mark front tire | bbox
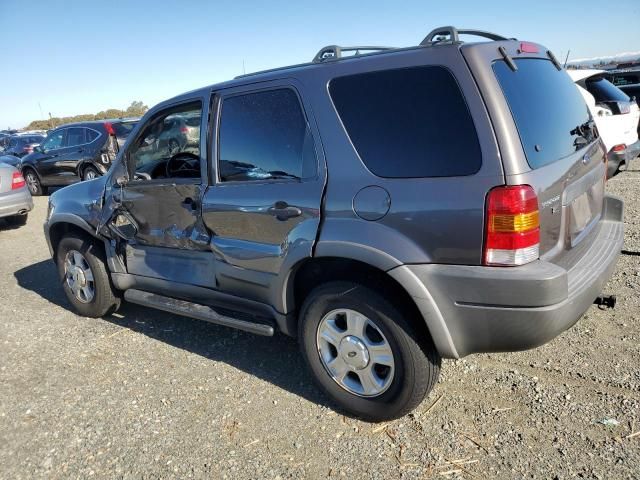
[298,281,441,422]
[82,166,99,181]
[56,234,120,317]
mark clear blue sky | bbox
[1,0,638,129]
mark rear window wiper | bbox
[498,46,517,72]
[571,120,597,147]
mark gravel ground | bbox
[1,169,639,479]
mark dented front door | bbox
[119,181,209,249]
[116,180,215,288]
[97,96,215,288]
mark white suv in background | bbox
[568,69,640,177]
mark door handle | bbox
[268,201,302,221]
[181,197,197,211]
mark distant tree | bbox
[124,100,148,118]
[23,100,148,130]
[95,108,125,120]
[25,119,52,130]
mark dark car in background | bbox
[111,118,138,148]
[0,133,13,150]
[20,120,133,195]
[2,134,45,158]
[606,70,640,137]
[606,69,640,104]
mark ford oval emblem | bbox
[582,153,590,165]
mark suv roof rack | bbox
[420,26,514,46]
[238,26,515,79]
[312,45,394,63]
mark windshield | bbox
[493,59,593,169]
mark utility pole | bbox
[564,50,571,68]
[48,112,53,130]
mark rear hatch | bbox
[463,43,607,262]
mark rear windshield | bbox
[585,77,631,103]
[330,66,481,178]
[493,59,592,169]
[113,122,136,138]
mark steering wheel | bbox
[165,152,200,178]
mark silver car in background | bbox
[0,162,33,227]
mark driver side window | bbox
[42,130,66,152]
[127,101,202,180]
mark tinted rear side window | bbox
[66,128,85,147]
[218,88,316,182]
[86,129,99,142]
[585,78,631,103]
[329,66,481,178]
[493,59,592,169]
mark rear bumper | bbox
[624,138,640,168]
[608,139,640,176]
[390,195,624,358]
[0,187,33,219]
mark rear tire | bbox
[4,214,28,226]
[24,169,47,196]
[298,281,441,422]
[56,234,121,317]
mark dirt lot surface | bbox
[1,169,639,479]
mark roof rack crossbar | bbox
[312,45,394,63]
[420,26,512,46]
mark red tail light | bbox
[180,126,189,133]
[484,185,540,266]
[12,171,26,190]
[612,144,626,152]
[23,145,33,154]
[618,102,631,115]
[104,122,115,135]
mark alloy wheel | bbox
[64,250,95,303]
[316,309,395,397]
[25,172,38,194]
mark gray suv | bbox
[44,27,624,421]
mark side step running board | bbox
[124,289,275,336]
